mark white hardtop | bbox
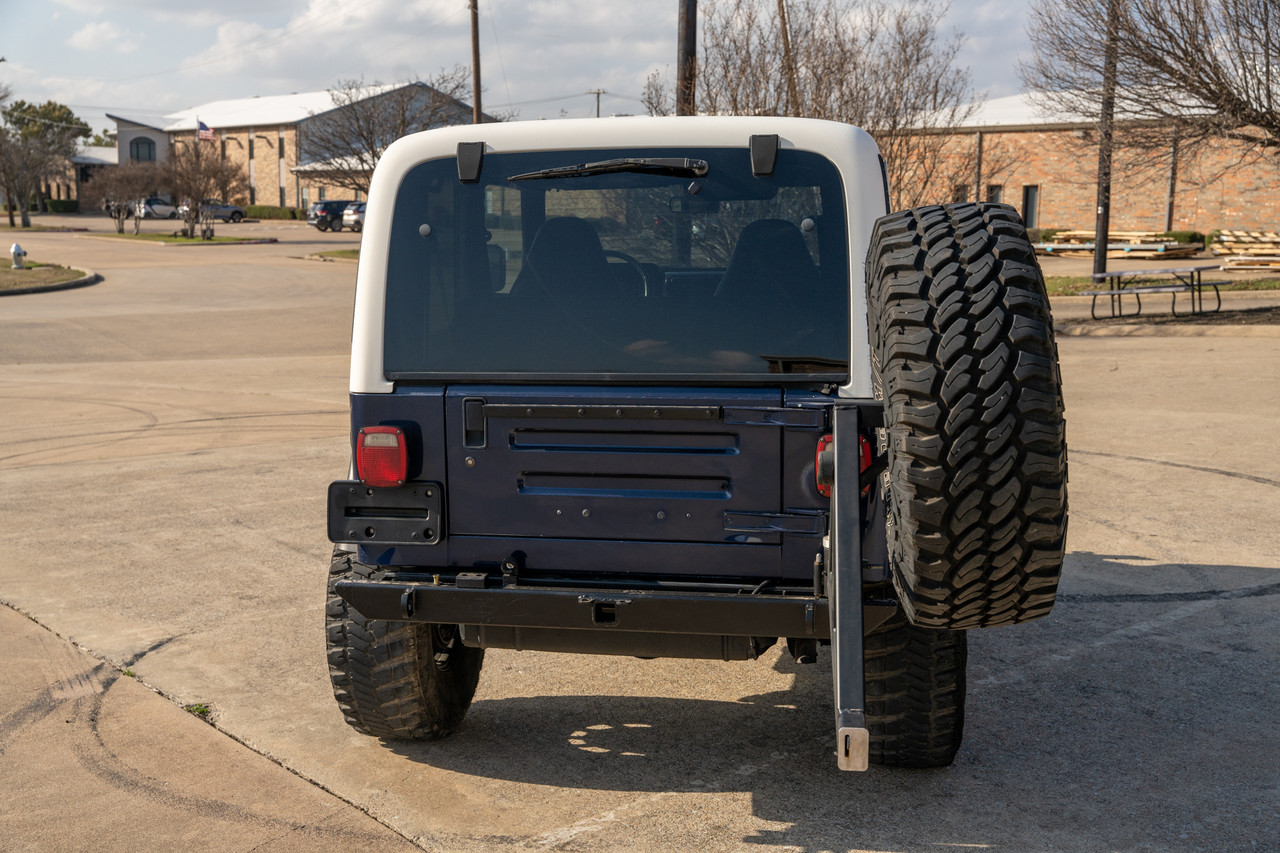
[350,116,884,397]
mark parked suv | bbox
[307,200,353,232]
[342,202,366,232]
[325,118,1068,771]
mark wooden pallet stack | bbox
[1213,230,1280,269]
[1034,230,1201,259]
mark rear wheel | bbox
[316,220,329,232]
[865,608,966,768]
[326,548,484,739]
[866,202,1067,629]
[229,211,243,223]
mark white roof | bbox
[948,92,1093,129]
[71,145,119,166]
[161,84,403,132]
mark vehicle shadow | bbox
[383,556,1280,852]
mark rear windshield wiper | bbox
[509,157,709,182]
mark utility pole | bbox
[677,0,697,116]
[470,0,483,124]
[587,89,605,117]
[777,0,800,116]
[1092,0,1119,277]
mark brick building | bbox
[109,83,476,210]
[935,92,1280,233]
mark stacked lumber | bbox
[1212,230,1280,268]
[1214,230,1280,255]
[1034,230,1201,259]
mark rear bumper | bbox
[333,576,896,639]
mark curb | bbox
[0,269,101,297]
[1055,322,1280,337]
[303,253,359,263]
[75,234,279,246]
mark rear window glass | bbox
[384,146,848,381]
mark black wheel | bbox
[866,202,1067,629]
[326,548,484,739]
[330,218,343,232]
[229,211,243,223]
[351,222,362,233]
[865,607,966,768]
[316,220,329,232]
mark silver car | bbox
[137,197,178,219]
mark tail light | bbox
[815,434,873,498]
[356,426,407,488]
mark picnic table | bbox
[1082,264,1227,320]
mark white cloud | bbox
[67,21,139,54]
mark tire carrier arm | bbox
[827,404,869,771]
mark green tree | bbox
[0,99,90,226]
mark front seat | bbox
[510,217,623,298]
[714,218,819,306]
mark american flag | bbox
[198,120,214,141]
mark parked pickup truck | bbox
[325,116,1068,770]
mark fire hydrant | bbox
[10,243,27,269]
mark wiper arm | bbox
[509,157,709,182]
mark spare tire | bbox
[865,202,1067,629]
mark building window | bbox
[249,136,254,159]
[319,187,326,201]
[301,187,310,208]
[279,186,286,207]
[278,136,285,159]
[986,184,1004,204]
[249,187,256,205]
[951,184,968,203]
[129,138,155,163]
[1022,185,1040,228]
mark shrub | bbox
[1158,230,1207,247]
[46,199,79,213]
[245,205,301,220]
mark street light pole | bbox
[588,89,605,117]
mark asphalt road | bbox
[1,216,1278,852]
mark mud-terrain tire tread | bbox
[865,608,966,768]
[326,548,483,739]
[866,202,1067,629]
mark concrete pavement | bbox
[2,213,1278,852]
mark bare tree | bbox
[642,70,674,117]
[80,161,160,234]
[163,140,248,239]
[648,0,982,210]
[300,70,475,197]
[1023,0,1280,173]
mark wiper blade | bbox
[509,157,709,182]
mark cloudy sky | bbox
[2,0,1031,136]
